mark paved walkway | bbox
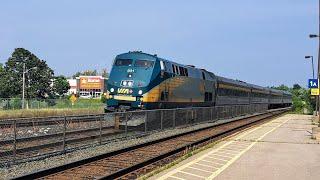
[149,114,320,180]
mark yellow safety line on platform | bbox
[203,157,227,163]
[214,151,237,156]
[206,118,289,180]
[195,162,219,169]
[157,117,288,180]
[186,166,213,173]
[157,119,266,179]
[178,170,206,178]
[168,175,184,180]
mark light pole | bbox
[305,56,315,78]
[22,63,37,109]
[309,33,320,117]
[305,55,317,115]
[309,0,320,123]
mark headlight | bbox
[110,88,114,93]
[128,81,133,87]
[138,90,143,95]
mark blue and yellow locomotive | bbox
[105,51,292,112]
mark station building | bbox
[67,79,77,95]
[67,76,108,98]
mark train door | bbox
[159,60,169,108]
[202,71,214,106]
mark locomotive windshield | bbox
[134,60,154,67]
[114,59,133,66]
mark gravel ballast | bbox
[0,113,262,179]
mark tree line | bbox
[0,48,313,114]
[0,48,70,100]
[272,84,315,114]
[72,69,109,79]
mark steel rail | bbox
[0,127,119,160]
[0,114,107,128]
[13,108,289,180]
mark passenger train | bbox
[105,51,292,112]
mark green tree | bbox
[72,70,98,78]
[0,63,16,98]
[4,48,54,99]
[293,84,302,90]
[272,84,289,91]
[101,68,109,78]
[53,76,70,98]
[272,84,314,114]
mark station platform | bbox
[150,114,320,180]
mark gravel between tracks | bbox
[0,115,251,179]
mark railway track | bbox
[0,114,109,128]
[0,126,122,166]
[15,108,289,180]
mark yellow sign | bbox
[311,88,319,96]
[69,94,77,105]
[79,77,102,89]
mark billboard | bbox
[79,77,102,89]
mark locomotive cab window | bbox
[205,92,213,101]
[134,60,154,67]
[160,91,169,101]
[175,66,179,75]
[172,64,176,74]
[114,59,133,66]
[184,68,188,77]
[179,67,185,76]
[202,72,206,80]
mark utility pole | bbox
[22,63,25,109]
[309,0,320,120]
[311,56,315,79]
[318,0,320,124]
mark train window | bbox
[135,60,154,67]
[172,64,176,74]
[205,92,213,101]
[175,65,180,75]
[185,68,188,77]
[218,88,226,96]
[160,91,168,101]
[161,91,165,101]
[160,60,165,70]
[202,72,206,80]
[114,59,133,66]
[179,67,185,76]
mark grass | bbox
[0,107,105,120]
[0,99,105,119]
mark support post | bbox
[99,115,102,145]
[22,63,25,109]
[63,115,66,152]
[125,113,128,136]
[160,110,163,130]
[13,120,17,163]
[318,0,320,125]
[173,109,176,128]
[145,111,148,133]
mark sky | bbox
[0,0,318,87]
